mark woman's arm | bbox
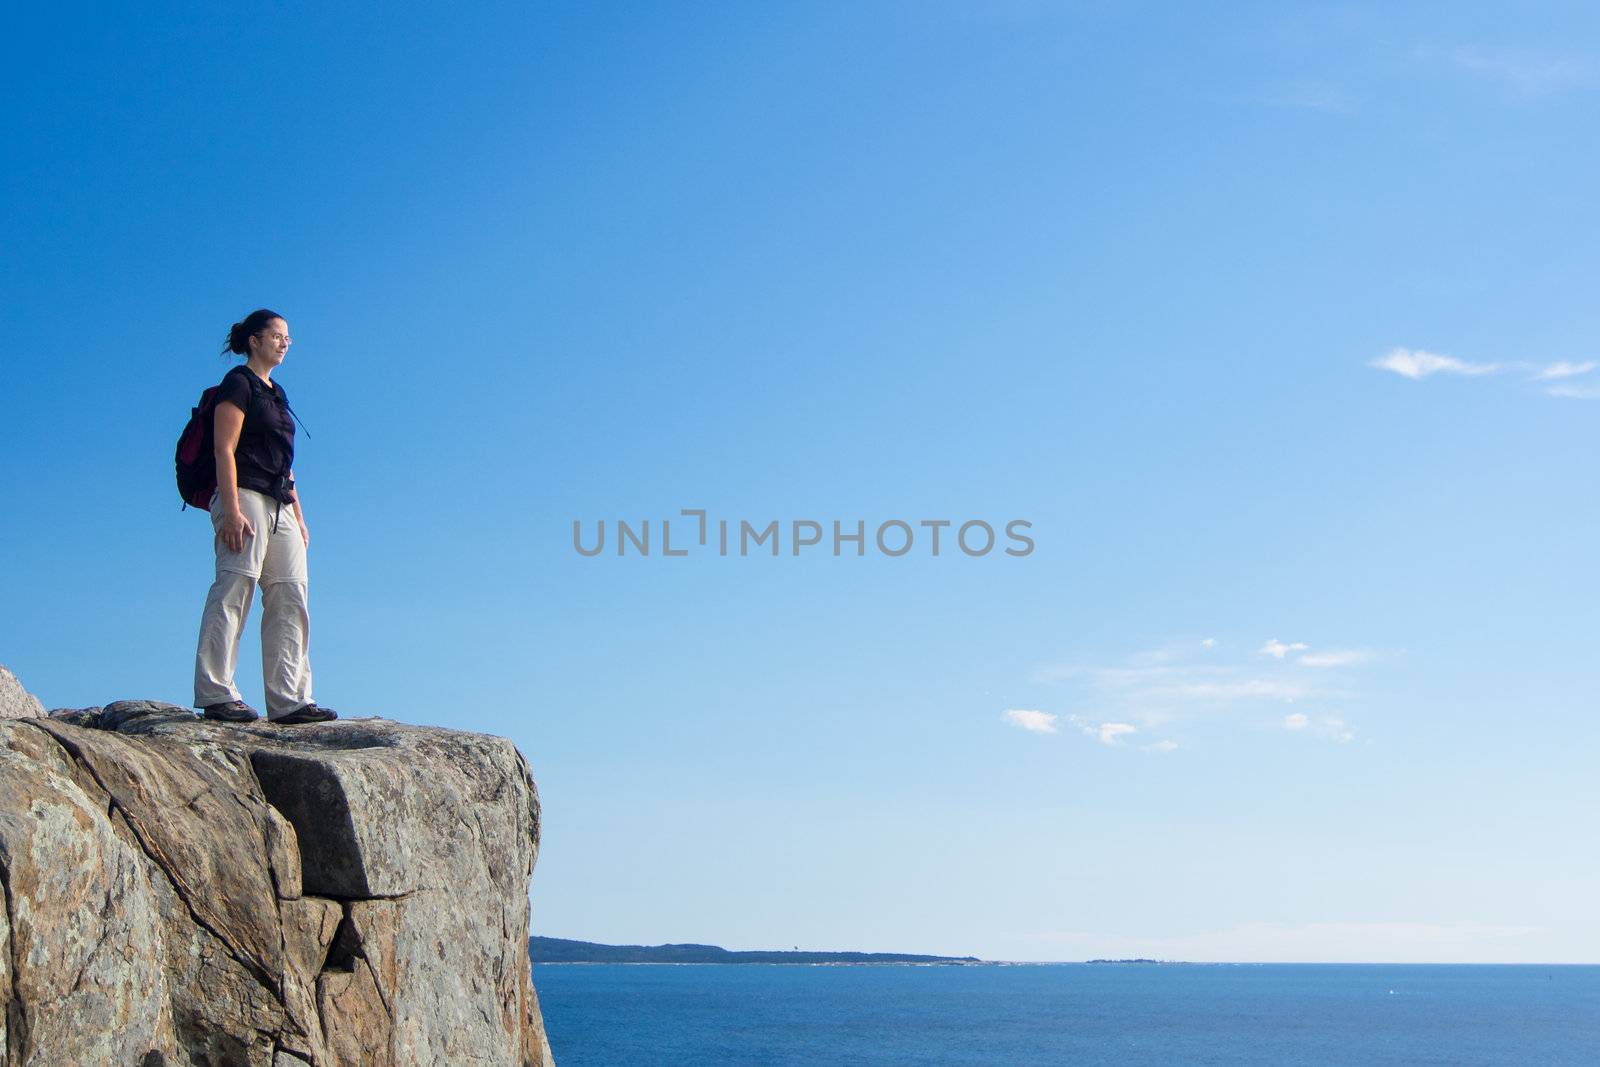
[213,401,254,553]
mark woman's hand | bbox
[220,510,255,553]
[299,522,310,549]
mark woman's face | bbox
[250,318,292,368]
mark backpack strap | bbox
[283,399,310,438]
[217,364,252,405]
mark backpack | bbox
[175,377,231,510]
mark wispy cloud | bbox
[1297,650,1370,668]
[1442,46,1593,98]
[1097,722,1136,745]
[1066,715,1137,746]
[1031,635,1373,747]
[1534,361,1597,380]
[1157,679,1308,701]
[1257,83,1355,112]
[1370,347,1498,380]
[1546,383,1600,400]
[1284,712,1354,742]
[1371,346,1600,398]
[1003,708,1057,734]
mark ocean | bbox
[532,962,1600,1065]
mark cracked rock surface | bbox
[0,668,43,720]
[0,679,554,1067]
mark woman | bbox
[194,308,337,725]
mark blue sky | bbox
[3,2,1597,962]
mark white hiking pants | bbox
[193,487,314,718]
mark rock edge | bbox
[0,692,554,1067]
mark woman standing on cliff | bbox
[194,308,337,725]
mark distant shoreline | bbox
[529,956,1599,968]
[530,939,1599,967]
[529,936,980,966]
[532,959,984,966]
[531,959,1188,967]
[529,937,1215,966]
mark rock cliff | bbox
[0,669,44,721]
[0,669,554,1067]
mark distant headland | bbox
[530,936,982,965]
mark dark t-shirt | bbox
[217,366,296,502]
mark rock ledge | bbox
[0,694,553,1067]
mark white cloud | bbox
[1089,665,1184,688]
[1325,717,1355,743]
[1033,636,1371,744]
[1372,348,1598,398]
[1534,360,1597,380]
[1162,679,1308,701]
[1143,739,1179,753]
[1370,347,1498,380]
[1297,650,1370,668]
[1284,714,1355,742]
[1547,383,1600,400]
[1035,659,1197,691]
[1066,715,1137,745]
[1003,708,1057,734]
[1445,46,1592,98]
[1096,722,1137,745]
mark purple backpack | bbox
[175,380,227,510]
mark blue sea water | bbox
[533,962,1600,1066]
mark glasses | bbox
[256,331,293,345]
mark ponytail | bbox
[221,308,284,356]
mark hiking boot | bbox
[271,703,338,725]
[202,700,261,723]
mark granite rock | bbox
[0,693,554,1066]
[0,667,43,720]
